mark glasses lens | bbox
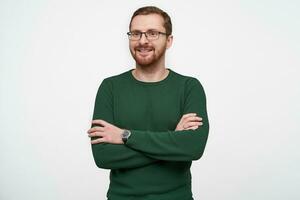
[128,31,141,40]
[127,31,163,40]
[146,31,159,40]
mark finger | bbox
[177,113,199,130]
[91,137,106,144]
[88,131,104,137]
[188,116,203,122]
[179,113,197,124]
[185,126,199,130]
[186,121,203,127]
[183,116,200,125]
[92,119,109,127]
[183,116,199,122]
[182,113,197,120]
[194,116,202,121]
[87,126,105,133]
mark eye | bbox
[147,30,158,36]
[131,31,141,37]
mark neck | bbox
[133,59,169,82]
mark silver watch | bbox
[121,129,131,144]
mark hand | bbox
[87,119,124,144]
[175,113,203,131]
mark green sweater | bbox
[91,68,209,200]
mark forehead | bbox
[130,14,165,31]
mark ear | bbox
[166,35,173,49]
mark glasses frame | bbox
[127,30,168,41]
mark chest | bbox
[113,85,183,131]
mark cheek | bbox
[129,42,136,49]
[129,43,133,49]
[153,41,165,50]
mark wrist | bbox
[121,129,131,144]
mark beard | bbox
[130,43,167,66]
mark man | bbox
[87,6,209,200]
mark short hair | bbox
[129,6,172,35]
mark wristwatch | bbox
[121,129,131,144]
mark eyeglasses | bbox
[127,30,168,41]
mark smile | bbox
[137,48,153,52]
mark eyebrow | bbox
[130,29,161,32]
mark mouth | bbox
[135,47,154,56]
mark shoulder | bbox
[170,70,207,101]
[102,69,131,84]
[96,70,131,91]
[171,69,203,89]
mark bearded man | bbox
[87,6,209,200]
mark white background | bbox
[1,0,299,200]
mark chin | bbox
[135,56,156,66]
[136,62,151,67]
[136,59,157,66]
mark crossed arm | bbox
[88,78,209,170]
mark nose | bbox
[139,33,149,44]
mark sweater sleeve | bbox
[125,78,209,162]
[90,78,158,170]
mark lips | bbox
[136,47,154,57]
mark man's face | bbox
[129,14,173,66]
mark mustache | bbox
[134,45,154,50]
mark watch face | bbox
[123,130,129,137]
[122,130,131,143]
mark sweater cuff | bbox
[125,129,162,149]
[125,130,141,147]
